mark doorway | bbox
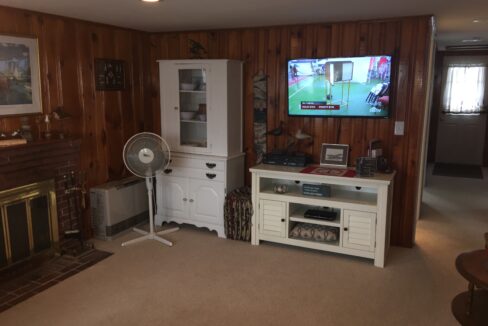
[417,49,487,260]
[428,52,488,176]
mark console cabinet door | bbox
[189,179,224,225]
[259,200,287,238]
[343,210,376,252]
[159,175,188,219]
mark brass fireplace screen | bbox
[0,180,59,270]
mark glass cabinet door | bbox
[177,67,208,149]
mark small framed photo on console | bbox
[320,143,349,168]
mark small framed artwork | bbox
[94,58,125,91]
[320,143,349,168]
[0,34,42,116]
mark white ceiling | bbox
[1,0,487,47]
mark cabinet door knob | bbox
[344,227,348,231]
[164,169,172,174]
[174,106,179,111]
[189,199,194,203]
[206,163,216,169]
[281,218,285,222]
[206,173,216,179]
[183,198,187,202]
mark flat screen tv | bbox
[287,55,392,118]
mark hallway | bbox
[414,166,487,322]
[419,166,487,251]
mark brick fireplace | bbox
[0,139,82,269]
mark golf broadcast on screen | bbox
[288,56,392,118]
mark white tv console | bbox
[250,164,395,267]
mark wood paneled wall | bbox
[0,4,433,247]
[0,6,152,237]
[148,16,434,247]
[0,6,153,183]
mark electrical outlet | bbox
[394,121,404,136]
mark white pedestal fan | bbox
[121,132,179,247]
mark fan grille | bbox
[123,132,170,178]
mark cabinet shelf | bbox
[289,236,340,247]
[181,142,207,148]
[260,185,377,212]
[180,119,207,124]
[289,216,340,227]
[179,90,206,94]
[289,205,340,227]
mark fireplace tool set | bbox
[63,171,90,255]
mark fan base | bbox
[121,227,179,247]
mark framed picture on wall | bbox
[94,58,125,91]
[0,34,42,116]
[320,143,349,168]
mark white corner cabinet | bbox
[250,164,395,267]
[156,60,245,237]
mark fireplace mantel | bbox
[0,139,81,191]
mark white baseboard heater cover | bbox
[90,176,148,240]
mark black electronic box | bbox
[263,152,312,167]
[304,209,337,221]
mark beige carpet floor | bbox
[0,168,486,326]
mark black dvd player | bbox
[263,151,312,167]
[304,209,337,221]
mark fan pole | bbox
[147,177,155,235]
[121,176,179,247]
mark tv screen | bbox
[288,55,392,118]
